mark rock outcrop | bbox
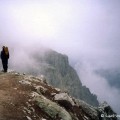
[31,49,99,106]
[0,71,117,120]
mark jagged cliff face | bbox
[30,49,99,106]
[0,71,117,120]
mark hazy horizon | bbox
[0,0,120,115]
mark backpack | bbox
[4,47,9,55]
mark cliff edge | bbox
[31,49,99,106]
[0,71,117,120]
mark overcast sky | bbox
[0,0,120,69]
[0,0,120,114]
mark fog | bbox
[75,62,120,114]
[0,0,120,115]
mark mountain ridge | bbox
[31,49,99,106]
[0,71,117,120]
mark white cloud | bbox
[75,62,120,114]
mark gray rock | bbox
[54,93,75,106]
[35,85,47,94]
[26,116,32,120]
[98,102,117,120]
[34,94,72,120]
[19,80,31,85]
[74,98,99,120]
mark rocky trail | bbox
[0,72,117,120]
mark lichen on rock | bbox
[34,93,72,120]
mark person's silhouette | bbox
[1,46,9,72]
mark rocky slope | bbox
[29,49,99,106]
[0,71,117,120]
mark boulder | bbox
[54,93,75,108]
[34,93,72,120]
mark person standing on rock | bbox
[1,46,9,72]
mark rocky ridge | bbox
[31,49,99,106]
[0,71,117,120]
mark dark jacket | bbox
[1,50,9,62]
